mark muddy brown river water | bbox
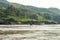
[0,25,60,40]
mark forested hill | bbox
[0,0,60,24]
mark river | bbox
[0,25,60,40]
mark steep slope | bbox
[0,0,60,24]
[0,0,9,8]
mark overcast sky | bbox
[7,0,60,9]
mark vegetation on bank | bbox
[0,0,59,24]
[0,5,56,24]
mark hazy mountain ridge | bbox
[0,0,60,24]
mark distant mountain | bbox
[0,0,60,24]
[0,0,7,3]
[49,8,60,14]
[0,0,9,8]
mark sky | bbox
[7,0,60,9]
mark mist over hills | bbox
[0,0,60,24]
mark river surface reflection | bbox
[0,25,60,40]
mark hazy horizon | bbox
[7,0,60,9]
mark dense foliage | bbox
[0,0,60,24]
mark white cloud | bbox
[7,0,60,8]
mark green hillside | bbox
[0,0,59,24]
